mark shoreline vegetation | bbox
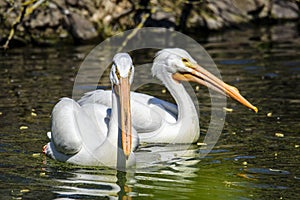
[1,0,299,48]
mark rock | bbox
[66,0,78,6]
[187,0,248,30]
[232,0,265,16]
[272,0,299,19]
[64,12,98,41]
[136,9,176,28]
[187,0,299,30]
[29,8,62,29]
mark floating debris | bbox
[275,132,284,138]
[161,88,166,94]
[195,85,200,91]
[19,126,28,130]
[31,112,37,117]
[39,172,47,177]
[197,142,207,146]
[223,181,233,187]
[242,161,247,166]
[295,144,299,148]
[223,180,239,187]
[237,173,257,180]
[32,153,40,158]
[0,111,2,115]
[20,189,30,193]
[223,107,233,112]
[267,112,272,117]
[31,108,37,117]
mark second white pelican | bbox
[43,53,138,167]
[79,48,258,144]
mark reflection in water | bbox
[133,145,200,199]
[42,144,201,199]
[41,144,255,199]
[49,168,121,199]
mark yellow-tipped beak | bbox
[119,76,132,159]
[173,63,258,113]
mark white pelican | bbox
[79,48,258,144]
[43,53,138,168]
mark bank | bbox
[1,0,299,47]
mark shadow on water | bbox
[0,23,300,199]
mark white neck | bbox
[91,87,126,168]
[156,65,199,125]
[107,87,120,144]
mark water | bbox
[1,23,300,199]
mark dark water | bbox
[1,23,300,199]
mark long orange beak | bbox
[119,76,132,159]
[172,63,258,113]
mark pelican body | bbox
[79,48,258,144]
[44,53,138,168]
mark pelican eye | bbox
[182,58,189,63]
[128,66,133,78]
[182,58,195,69]
[115,67,121,79]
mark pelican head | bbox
[153,48,258,112]
[110,53,134,158]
